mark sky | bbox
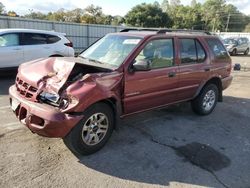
[1,0,250,16]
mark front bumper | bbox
[9,85,83,138]
[222,75,233,90]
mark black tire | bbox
[63,103,114,155]
[244,48,249,55]
[191,84,218,116]
[50,54,63,57]
[231,49,237,56]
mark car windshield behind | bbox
[79,34,142,67]
[223,38,238,45]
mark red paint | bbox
[9,32,233,138]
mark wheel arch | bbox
[49,54,63,57]
[92,97,122,130]
[195,77,223,102]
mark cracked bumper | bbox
[9,85,83,138]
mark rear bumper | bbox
[222,75,233,90]
[9,85,83,138]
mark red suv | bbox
[9,29,233,155]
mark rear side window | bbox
[0,33,19,47]
[180,39,206,64]
[20,33,60,45]
[206,38,229,60]
[47,35,61,44]
[21,33,47,45]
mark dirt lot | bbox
[0,56,250,188]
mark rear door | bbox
[177,38,210,100]
[20,33,52,62]
[123,38,179,114]
[0,33,24,68]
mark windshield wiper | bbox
[88,58,104,64]
[79,56,103,64]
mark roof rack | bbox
[120,28,211,35]
[120,28,160,32]
[157,29,211,35]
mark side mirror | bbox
[132,59,151,72]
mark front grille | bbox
[16,77,38,100]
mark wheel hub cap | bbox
[81,113,109,146]
[202,90,216,112]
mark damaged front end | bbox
[9,57,123,137]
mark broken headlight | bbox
[39,92,60,106]
[39,92,78,110]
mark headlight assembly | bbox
[39,92,78,110]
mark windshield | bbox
[79,34,142,68]
[223,38,238,45]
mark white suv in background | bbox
[0,29,75,69]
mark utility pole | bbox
[225,13,230,32]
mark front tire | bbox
[191,84,218,115]
[63,103,114,155]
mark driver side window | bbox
[135,39,174,69]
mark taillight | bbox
[64,42,73,47]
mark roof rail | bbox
[120,28,159,32]
[157,29,211,35]
[120,28,211,35]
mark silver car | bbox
[223,37,249,56]
[0,29,75,69]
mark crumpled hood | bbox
[18,57,76,93]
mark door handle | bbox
[168,72,176,78]
[204,68,210,72]
[13,48,21,50]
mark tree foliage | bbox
[125,2,172,27]
[0,2,5,14]
[161,0,249,32]
[0,1,249,31]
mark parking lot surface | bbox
[0,56,250,188]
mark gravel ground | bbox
[0,56,250,188]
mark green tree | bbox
[82,4,105,24]
[125,2,172,27]
[201,0,227,31]
[223,4,249,32]
[112,16,125,26]
[65,8,84,23]
[161,0,170,12]
[162,1,203,29]
[25,12,47,20]
[0,2,5,14]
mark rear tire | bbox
[231,49,237,56]
[191,84,218,116]
[244,48,249,55]
[63,103,114,155]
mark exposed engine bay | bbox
[39,63,112,109]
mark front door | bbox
[123,38,179,115]
[0,33,24,68]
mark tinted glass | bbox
[47,35,60,44]
[21,33,47,45]
[135,39,174,69]
[196,41,206,63]
[0,33,19,47]
[180,39,197,63]
[206,38,229,60]
[80,34,142,67]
